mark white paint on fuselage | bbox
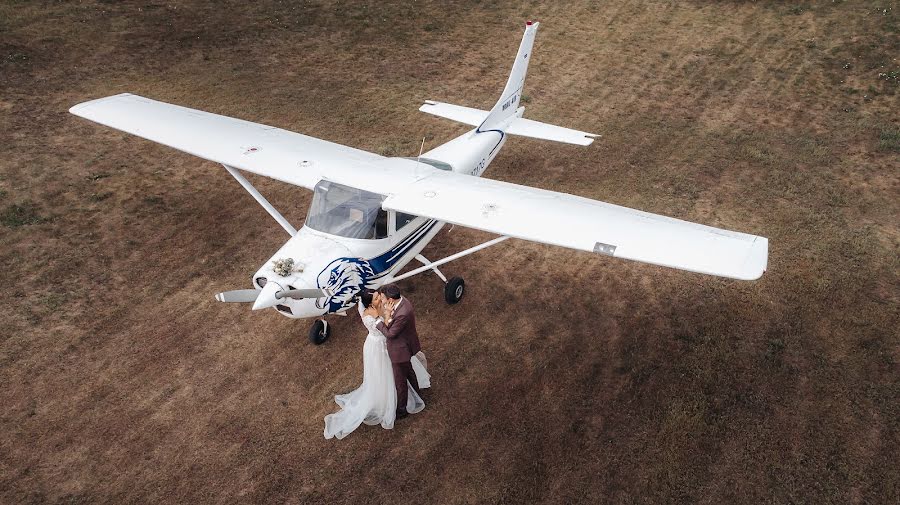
[423,127,509,177]
[256,126,506,319]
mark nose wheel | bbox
[308,319,331,345]
[444,276,465,304]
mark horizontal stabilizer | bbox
[505,117,599,146]
[419,101,488,127]
[420,100,598,146]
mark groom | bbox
[376,283,421,420]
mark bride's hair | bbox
[359,289,374,308]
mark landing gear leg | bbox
[308,319,331,345]
[414,254,464,304]
[415,254,447,283]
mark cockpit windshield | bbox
[306,180,388,239]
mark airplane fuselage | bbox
[254,126,507,319]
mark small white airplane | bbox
[70,21,767,344]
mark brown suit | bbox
[376,297,422,413]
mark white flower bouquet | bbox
[272,257,298,277]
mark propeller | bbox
[214,285,331,310]
[214,289,260,303]
[279,288,328,299]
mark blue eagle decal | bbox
[314,220,439,313]
[316,257,376,313]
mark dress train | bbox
[324,304,429,439]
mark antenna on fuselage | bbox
[414,136,427,178]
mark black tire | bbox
[308,319,331,345]
[444,277,465,305]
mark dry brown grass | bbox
[1,1,898,503]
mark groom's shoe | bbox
[396,409,409,420]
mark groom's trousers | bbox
[393,360,420,413]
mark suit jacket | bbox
[376,297,421,363]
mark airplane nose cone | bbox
[252,281,282,311]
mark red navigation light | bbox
[526,20,533,26]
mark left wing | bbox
[378,170,768,280]
[70,93,387,189]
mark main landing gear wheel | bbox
[308,319,331,345]
[444,277,465,304]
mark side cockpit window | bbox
[396,212,418,230]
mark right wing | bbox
[70,93,387,190]
[379,169,768,281]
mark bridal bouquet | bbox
[272,257,298,277]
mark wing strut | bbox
[222,164,297,237]
[390,236,510,282]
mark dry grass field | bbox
[1,0,898,503]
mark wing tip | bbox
[69,93,136,117]
[69,101,92,116]
[736,236,769,280]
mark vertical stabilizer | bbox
[478,21,539,131]
[418,21,598,146]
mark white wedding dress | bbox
[324,302,430,439]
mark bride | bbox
[324,290,430,439]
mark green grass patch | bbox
[4,52,28,64]
[877,70,899,82]
[41,293,64,311]
[878,128,900,152]
[1,202,46,227]
[765,338,785,360]
[143,195,165,206]
[89,192,113,202]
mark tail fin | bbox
[418,21,600,146]
[478,21,539,131]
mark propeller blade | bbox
[278,288,327,300]
[215,289,260,303]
